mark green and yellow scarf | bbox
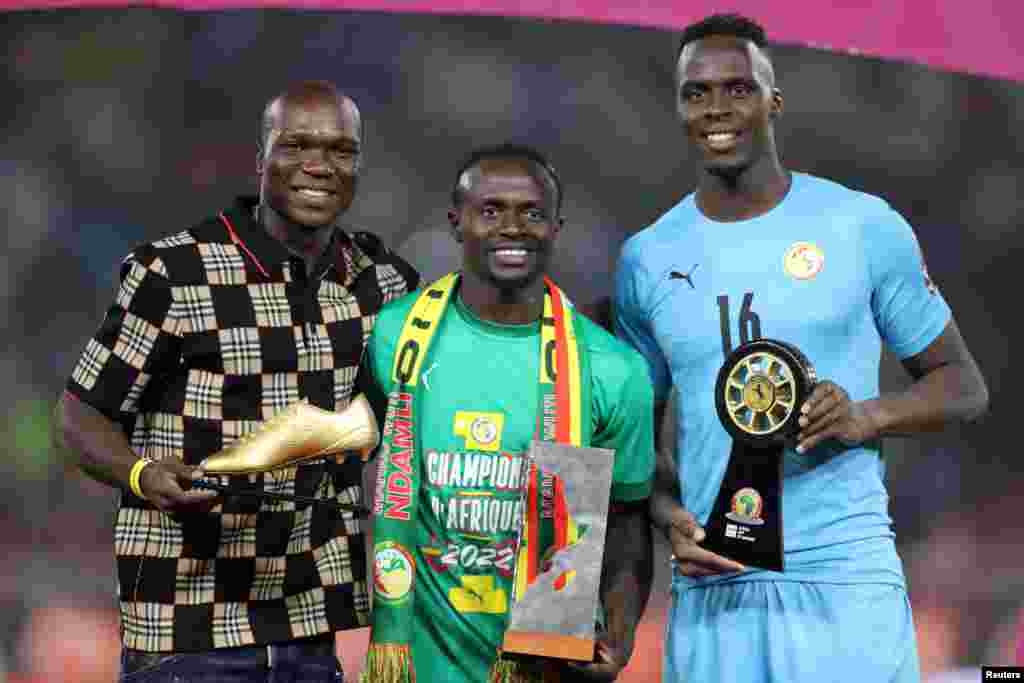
[363,272,591,683]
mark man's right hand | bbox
[663,504,746,578]
[138,461,220,514]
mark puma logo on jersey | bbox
[669,264,699,289]
[422,361,439,390]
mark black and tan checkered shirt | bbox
[66,197,419,652]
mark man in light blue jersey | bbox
[613,13,989,683]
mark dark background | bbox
[1,8,1019,680]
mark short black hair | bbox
[451,143,564,214]
[675,13,768,63]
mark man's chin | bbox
[286,205,342,230]
[703,158,748,179]
[701,148,761,180]
[488,269,542,293]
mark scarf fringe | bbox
[488,652,551,683]
[361,643,416,683]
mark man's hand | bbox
[139,461,220,514]
[562,640,626,682]
[663,504,745,577]
[796,380,880,453]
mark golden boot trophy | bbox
[192,394,379,514]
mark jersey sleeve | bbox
[592,347,656,503]
[65,250,183,425]
[868,207,952,359]
[613,240,672,402]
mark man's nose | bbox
[704,89,731,118]
[498,214,526,234]
[301,150,333,176]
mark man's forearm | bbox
[55,392,138,489]
[600,502,653,664]
[649,484,682,538]
[649,394,681,536]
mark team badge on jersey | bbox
[373,541,415,603]
[454,411,504,451]
[725,487,765,526]
[783,242,825,280]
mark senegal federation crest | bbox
[783,242,824,280]
[470,415,499,446]
[373,542,415,603]
[725,487,765,525]
[454,410,504,451]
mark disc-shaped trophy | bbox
[702,339,816,571]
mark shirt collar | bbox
[221,196,357,280]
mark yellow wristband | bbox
[129,458,152,499]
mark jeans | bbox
[120,633,344,682]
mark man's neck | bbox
[259,204,336,276]
[695,158,791,222]
[458,273,545,326]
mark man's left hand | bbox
[796,380,880,453]
[562,641,626,682]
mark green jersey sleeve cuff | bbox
[610,479,652,503]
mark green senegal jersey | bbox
[367,291,654,683]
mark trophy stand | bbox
[190,480,368,515]
[702,339,816,572]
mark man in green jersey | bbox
[362,143,655,682]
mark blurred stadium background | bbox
[0,6,1021,681]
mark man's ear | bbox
[447,208,463,243]
[770,88,784,119]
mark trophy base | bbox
[702,443,784,572]
[190,479,368,516]
[502,630,595,662]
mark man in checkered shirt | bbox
[55,80,419,681]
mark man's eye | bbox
[525,210,546,222]
[731,84,752,97]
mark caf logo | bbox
[373,542,415,603]
[725,487,765,526]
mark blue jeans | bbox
[120,634,344,682]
